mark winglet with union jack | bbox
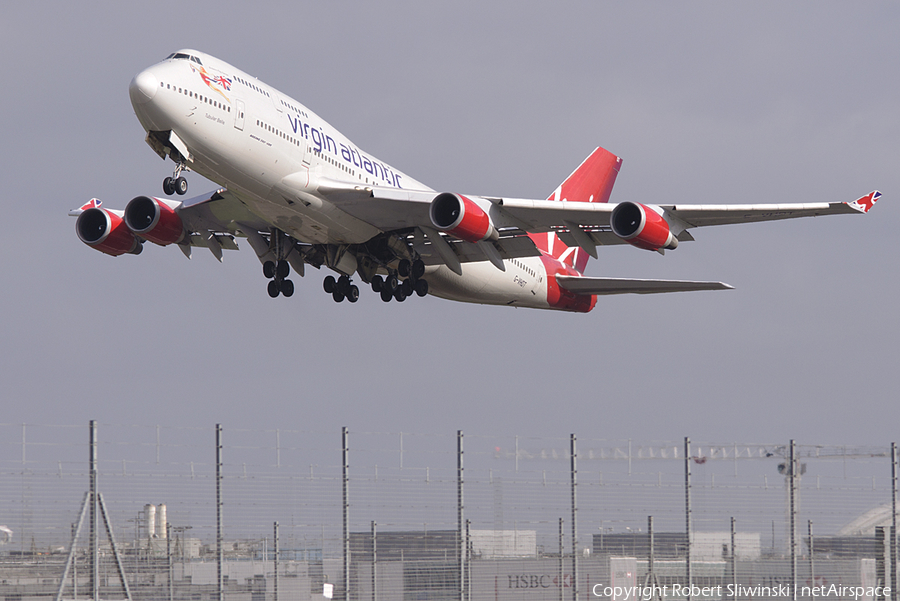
[847,191,881,214]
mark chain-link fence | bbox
[1,422,896,601]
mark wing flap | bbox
[556,275,732,296]
[413,230,540,266]
[317,180,435,230]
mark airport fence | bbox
[0,422,897,601]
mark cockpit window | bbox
[169,53,203,65]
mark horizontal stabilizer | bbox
[556,275,733,296]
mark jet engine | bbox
[76,208,142,256]
[429,193,497,243]
[124,196,185,246]
[610,201,678,252]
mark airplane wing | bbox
[555,275,733,295]
[318,177,880,244]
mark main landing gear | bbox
[323,275,359,303]
[162,162,189,196]
[371,259,428,303]
[264,260,294,298]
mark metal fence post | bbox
[216,424,224,601]
[789,440,797,601]
[371,521,376,601]
[878,527,887,601]
[458,430,465,601]
[342,427,350,601]
[730,517,736,601]
[559,518,564,601]
[90,420,98,601]
[571,434,578,601]
[684,437,692,601]
[274,521,279,601]
[892,442,897,601]
[808,520,814,591]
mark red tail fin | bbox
[530,147,622,273]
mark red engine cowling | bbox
[610,201,678,251]
[76,208,142,256]
[124,196,185,246]
[429,193,497,242]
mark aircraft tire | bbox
[380,288,393,302]
[276,260,290,279]
[398,259,411,278]
[281,279,294,297]
[412,259,425,279]
[385,274,398,292]
[332,290,345,303]
[323,276,336,293]
[415,279,428,297]
[175,177,188,195]
[267,280,280,298]
[401,279,414,296]
[348,285,359,303]
[371,275,383,292]
[337,275,351,295]
[394,287,407,302]
[263,261,276,279]
[163,177,175,196]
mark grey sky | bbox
[1,2,897,444]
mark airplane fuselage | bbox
[129,49,592,311]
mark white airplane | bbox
[70,50,882,313]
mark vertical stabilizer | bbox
[530,147,622,273]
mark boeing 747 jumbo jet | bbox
[71,50,881,312]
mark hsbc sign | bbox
[508,574,573,589]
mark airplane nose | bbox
[129,70,158,105]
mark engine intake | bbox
[124,196,185,246]
[430,193,497,243]
[610,202,678,252]
[76,208,142,256]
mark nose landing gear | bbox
[162,162,189,196]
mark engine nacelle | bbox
[76,208,142,256]
[429,192,497,243]
[610,202,678,252]
[124,196,185,246]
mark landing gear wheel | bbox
[267,280,281,298]
[337,275,351,295]
[411,259,425,280]
[263,261,276,279]
[394,287,408,302]
[281,279,294,297]
[347,285,359,303]
[323,276,336,293]
[174,176,188,195]
[276,260,290,279]
[398,259,411,278]
[380,288,393,302]
[385,274,398,292]
[332,290,345,303]
[163,177,175,196]
[401,279,414,296]
[371,275,383,292]
[415,279,429,297]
